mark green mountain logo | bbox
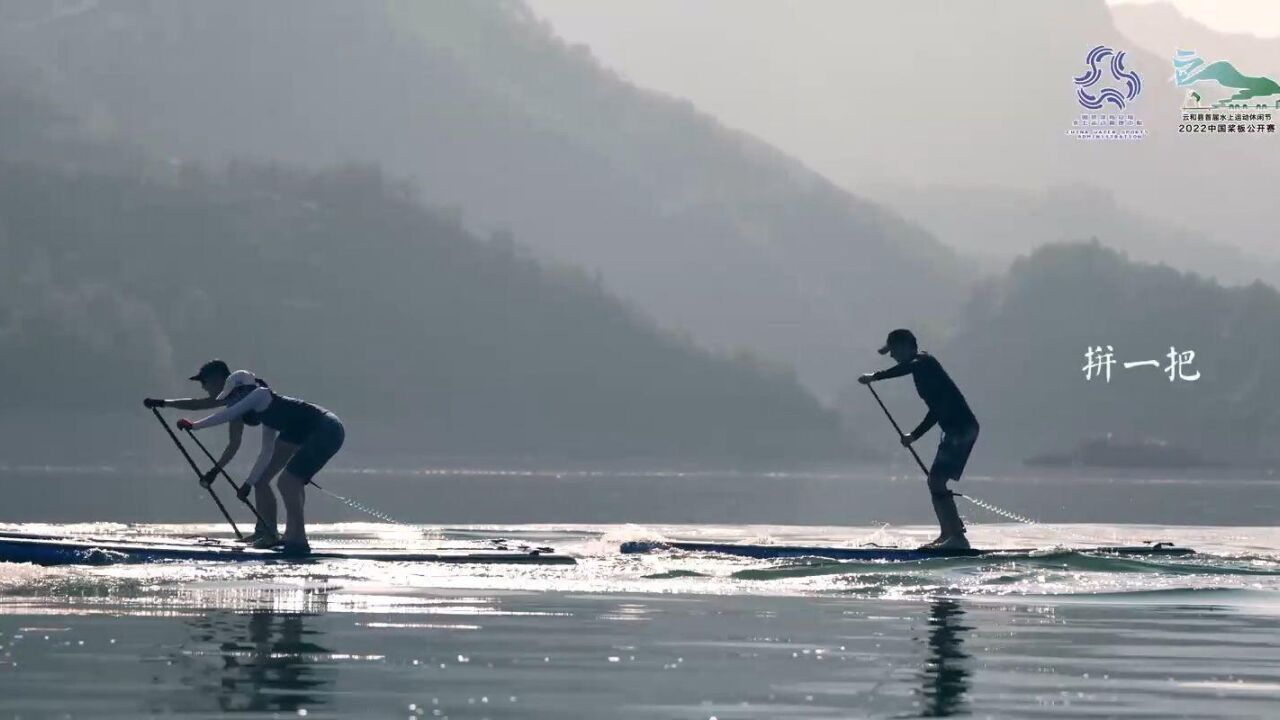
[1174,50,1280,108]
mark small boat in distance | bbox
[1024,434,1211,469]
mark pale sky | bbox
[1107,0,1280,37]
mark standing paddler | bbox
[858,329,979,550]
[145,360,273,542]
[145,360,345,556]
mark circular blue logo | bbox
[1074,45,1142,109]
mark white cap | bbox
[216,369,259,401]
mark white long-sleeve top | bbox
[192,387,279,488]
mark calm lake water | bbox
[2,466,1279,718]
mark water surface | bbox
[1,521,1279,718]
[2,466,1279,718]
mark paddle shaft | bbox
[865,384,931,477]
[182,411,419,528]
[181,428,269,528]
[189,429,421,528]
[860,381,1049,527]
[150,407,243,539]
[184,425,397,525]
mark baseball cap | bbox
[216,370,260,401]
[189,359,230,382]
[877,328,917,355]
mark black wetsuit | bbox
[222,384,345,482]
[873,352,978,480]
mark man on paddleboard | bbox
[858,329,979,550]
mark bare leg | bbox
[253,483,279,536]
[278,471,308,544]
[928,473,966,538]
[250,438,298,543]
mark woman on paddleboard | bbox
[146,360,344,556]
[147,360,280,543]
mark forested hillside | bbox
[0,81,844,463]
[0,0,972,396]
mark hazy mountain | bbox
[529,0,1280,275]
[863,182,1280,286]
[0,82,845,464]
[0,0,973,397]
[882,241,1280,467]
[1112,2,1280,81]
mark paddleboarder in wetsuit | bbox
[145,360,344,556]
[146,360,272,543]
[858,329,978,550]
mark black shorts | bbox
[285,412,345,483]
[930,424,978,481]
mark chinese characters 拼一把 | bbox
[1082,346,1200,382]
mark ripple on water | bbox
[0,523,1277,606]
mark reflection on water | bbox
[165,610,335,715]
[917,598,971,717]
[3,589,1280,719]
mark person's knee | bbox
[927,474,951,495]
[278,472,305,492]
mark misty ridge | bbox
[0,0,973,399]
[0,80,842,464]
[529,0,1280,275]
[0,0,1276,470]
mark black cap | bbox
[877,328,917,355]
[189,359,230,382]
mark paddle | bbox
[150,407,244,539]
[865,384,930,476]
[181,428,269,528]
[186,423,411,530]
[865,385,1039,526]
